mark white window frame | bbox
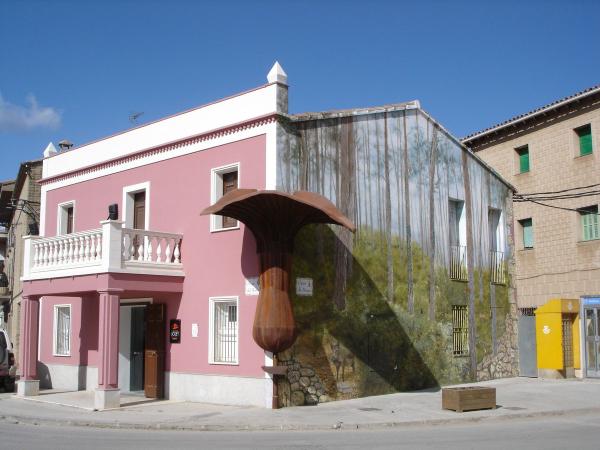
[122,182,150,230]
[210,163,240,232]
[208,296,239,365]
[57,200,76,236]
[488,208,505,253]
[53,304,71,357]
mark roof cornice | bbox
[462,84,600,144]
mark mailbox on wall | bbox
[169,319,181,344]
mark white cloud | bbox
[0,93,62,132]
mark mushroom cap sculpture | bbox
[201,189,355,355]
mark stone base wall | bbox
[277,353,330,407]
[477,307,519,380]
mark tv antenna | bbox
[129,111,144,124]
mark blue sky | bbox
[0,0,598,181]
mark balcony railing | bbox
[449,245,468,282]
[23,220,183,280]
[490,250,506,285]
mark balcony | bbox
[490,250,506,285]
[22,220,183,281]
[449,245,468,282]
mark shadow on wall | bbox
[293,225,441,399]
[239,225,470,405]
[79,295,99,390]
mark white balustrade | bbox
[23,222,183,280]
[29,229,103,272]
[120,228,183,267]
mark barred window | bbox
[210,298,238,364]
[452,305,469,356]
[53,305,71,356]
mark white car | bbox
[0,328,16,392]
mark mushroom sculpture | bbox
[201,189,355,407]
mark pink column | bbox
[19,295,40,381]
[97,290,120,390]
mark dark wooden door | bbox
[130,307,145,391]
[144,303,165,398]
[133,192,146,259]
[66,207,74,234]
[222,171,237,228]
[133,192,146,230]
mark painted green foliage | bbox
[277,109,512,400]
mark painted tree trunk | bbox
[384,113,394,303]
[427,129,438,320]
[333,118,356,311]
[462,152,478,378]
[403,112,415,313]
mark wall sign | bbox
[245,277,260,296]
[583,297,600,306]
[296,278,313,296]
[169,319,181,343]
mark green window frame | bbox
[576,124,593,156]
[581,206,599,241]
[520,218,533,249]
[516,145,530,173]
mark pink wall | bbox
[41,135,267,377]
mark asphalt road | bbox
[1,412,599,450]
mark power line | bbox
[515,182,600,197]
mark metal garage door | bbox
[518,308,537,377]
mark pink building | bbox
[18,64,289,409]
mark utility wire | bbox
[515,182,600,197]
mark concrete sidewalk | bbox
[1,377,599,432]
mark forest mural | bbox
[273,107,518,406]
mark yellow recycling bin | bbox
[535,298,580,378]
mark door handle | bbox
[133,351,143,356]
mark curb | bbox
[1,406,600,432]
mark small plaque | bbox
[169,319,181,344]
[245,277,260,296]
[191,323,199,338]
[296,277,313,296]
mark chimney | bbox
[267,61,288,114]
[43,142,58,158]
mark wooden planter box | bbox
[442,386,496,412]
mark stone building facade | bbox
[462,85,600,379]
[0,160,43,364]
[462,86,600,309]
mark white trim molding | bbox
[56,200,76,235]
[210,163,240,232]
[208,296,239,365]
[122,182,150,229]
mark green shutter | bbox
[578,125,593,156]
[522,218,533,248]
[582,211,599,241]
[518,147,530,173]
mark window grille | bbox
[518,307,537,317]
[562,317,574,368]
[212,300,238,364]
[452,305,469,356]
[490,250,506,285]
[449,245,468,281]
[54,305,71,356]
